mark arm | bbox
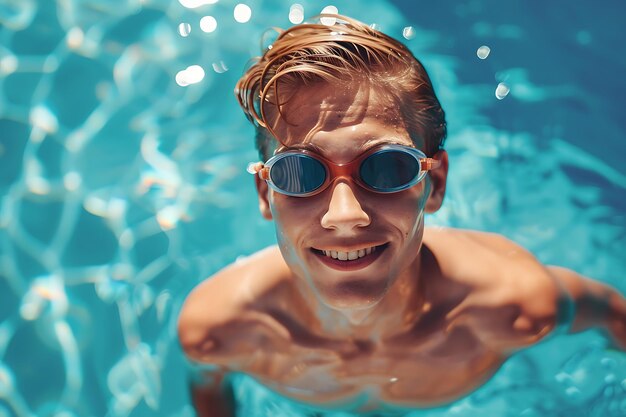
[189,367,236,417]
[549,266,626,349]
[178,273,244,417]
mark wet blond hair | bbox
[235,14,446,160]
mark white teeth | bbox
[321,246,378,261]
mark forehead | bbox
[268,81,409,148]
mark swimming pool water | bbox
[1,0,625,416]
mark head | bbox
[235,14,448,311]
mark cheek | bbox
[269,193,319,242]
[371,185,426,220]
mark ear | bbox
[254,173,273,220]
[425,150,448,213]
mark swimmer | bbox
[177,14,626,417]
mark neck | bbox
[311,251,427,340]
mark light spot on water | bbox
[107,198,128,220]
[30,105,58,135]
[27,176,51,195]
[200,16,217,32]
[84,196,108,217]
[477,45,491,59]
[496,24,523,39]
[178,0,219,9]
[320,6,339,26]
[289,4,304,24]
[495,82,510,100]
[20,301,41,321]
[33,282,63,301]
[95,81,113,101]
[43,55,60,73]
[175,65,205,86]
[111,263,133,281]
[0,54,18,75]
[0,364,15,396]
[212,61,228,73]
[119,230,134,249]
[64,171,82,191]
[155,291,171,322]
[20,276,67,320]
[234,4,252,23]
[178,22,191,37]
[66,27,84,49]
[576,30,592,45]
[402,26,415,40]
[157,206,181,230]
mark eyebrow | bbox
[284,137,413,155]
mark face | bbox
[256,81,447,311]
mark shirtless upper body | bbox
[177,14,626,417]
[178,228,626,416]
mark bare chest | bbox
[240,325,504,411]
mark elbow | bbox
[178,308,216,361]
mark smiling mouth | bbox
[311,243,389,270]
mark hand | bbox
[607,310,626,351]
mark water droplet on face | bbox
[200,16,217,33]
[495,82,510,100]
[234,4,252,23]
[178,22,191,37]
[402,26,415,40]
[477,45,490,59]
[289,4,304,24]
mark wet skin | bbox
[178,82,626,414]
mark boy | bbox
[178,14,626,417]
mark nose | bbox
[320,181,371,231]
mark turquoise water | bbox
[1,0,625,416]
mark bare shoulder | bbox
[424,227,563,349]
[177,245,292,365]
[424,227,551,281]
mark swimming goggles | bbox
[248,144,441,197]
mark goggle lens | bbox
[360,149,420,191]
[270,153,326,195]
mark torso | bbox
[179,227,562,412]
[236,311,504,411]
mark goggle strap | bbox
[247,162,271,180]
[420,158,441,172]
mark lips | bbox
[311,243,388,271]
